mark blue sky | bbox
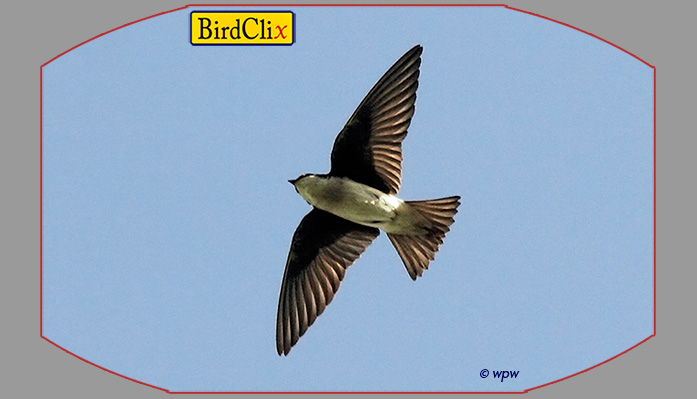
[41,5,654,392]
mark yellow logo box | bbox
[190,11,294,45]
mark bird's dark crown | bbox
[288,173,329,185]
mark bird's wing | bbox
[276,208,379,355]
[329,45,422,195]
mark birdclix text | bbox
[190,11,294,45]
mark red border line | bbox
[40,49,43,337]
[524,336,654,393]
[190,3,507,6]
[40,3,657,394]
[505,5,654,68]
[653,68,657,336]
[43,338,171,393]
[41,6,188,67]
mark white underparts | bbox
[294,175,431,234]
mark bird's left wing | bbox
[276,208,379,355]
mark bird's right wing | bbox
[329,45,422,194]
[276,208,379,355]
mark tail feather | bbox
[387,196,460,280]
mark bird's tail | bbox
[387,196,460,280]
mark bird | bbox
[276,45,460,355]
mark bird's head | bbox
[288,173,315,191]
[288,174,328,206]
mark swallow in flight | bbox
[276,45,460,355]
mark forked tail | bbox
[387,196,460,280]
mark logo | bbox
[190,11,294,45]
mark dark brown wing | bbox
[276,208,379,355]
[329,45,422,194]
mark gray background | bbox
[5,0,686,396]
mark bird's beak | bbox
[288,178,298,185]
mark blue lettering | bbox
[492,370,519,382]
